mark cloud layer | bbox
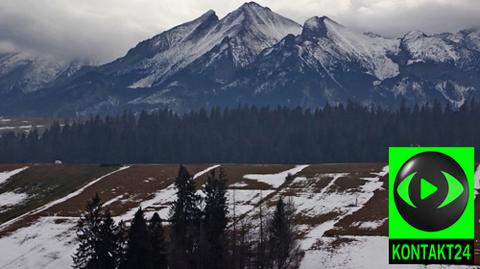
[1,0,479,63]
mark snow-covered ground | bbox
[0,166,130,232]
[0,164,475,268]
[0,167,30,213]
[243,165,309,188]
[293,168,385,250]
[0,192,29,213]
[0,167,28,185]
[116,164,220,221]
[0,217,77,269]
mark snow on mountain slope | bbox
[218,16,401,107]
[302,16,400,81]
[0,52,77,94]
[126,2,301,89]
[463,28,480,50]
[402,30,461,64]
[3,3,480,115]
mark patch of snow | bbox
[102,195,124,207]
[117,183,176,222]
[434,81,474,108]
[128,89,177,105]
[0,52,73,93]
[0,192,28,212]
[294,170,384,250]
[0,166,130,232]
[229,181,249,188]
[403,31,460,64]
[304,18,400,81]
[227,189,275,217]
[351,219,385,230]
[243,165,309,188]
[0,167,28,185]
[0,217,77,269]
[372,165,388,177]
[193,164,220,179]
[118,164,220,221]
[0,125,33,130]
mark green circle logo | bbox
[394,151,468,231]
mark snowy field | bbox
[0,164,477,268]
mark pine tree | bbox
[73,193,103,269]
[121,208,153,269]
[267,198,301,269]
[256,191,266,269]
[72,193,121,269]
[237,220,252,269]
[149,213,168,269]
[201,168,229,269]
[97,211,123,268]
[170,165,201,269]
[117,220,129,267]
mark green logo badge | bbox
[389,147,474,265]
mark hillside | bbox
[0,163,478,268]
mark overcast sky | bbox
[1,0,479,64]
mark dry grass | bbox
[0,164,28,173]
[298,163,386,177]
[41,164,210,217]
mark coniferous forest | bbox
[73,166,300,269]
[2,101,480,164]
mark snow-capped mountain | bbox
[217,16,480,109]
[0,52,79,95]
[1,2,480,115]
[107,1,301,90]
[217,16,403,107]
[127,2,302,106]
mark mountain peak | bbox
[220,2,300,37]
[229,1,271,18]
[403,30,427,40]
[192,9,218,25]
[240,1,265,10]
[302,16,339,39]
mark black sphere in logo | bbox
[394,152,468,231]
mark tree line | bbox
[2,100,480,164]
[73,166,301,269]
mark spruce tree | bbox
[97,211,123,268]
[201,168,228,269]
[122,208,153,269]
[73,193,103,269]
[169,165,201,269]
[256,192,266,269]
[117,220,129,267]
[72,193,121,269]
[149,213,168,269]
[267,197,301,269]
